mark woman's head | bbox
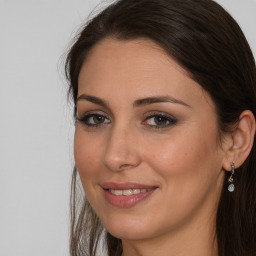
[65,0,256,255]
[75,37,227,240]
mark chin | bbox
[101,215,156,241]
[107,227,151,241]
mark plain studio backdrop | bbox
[0,1,255,256]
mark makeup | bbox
[102,182,157,208]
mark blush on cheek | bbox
[74,132,96,170]
[149,143,190,172]
[149,135,213,181]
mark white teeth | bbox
[113,190,123,196]
[133,189,140,194]
[109,188,150,196]
[123,189,133,196]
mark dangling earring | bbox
[228,161,235,192]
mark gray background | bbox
[0,0,255,256]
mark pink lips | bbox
[101,182,158,208]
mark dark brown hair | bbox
[65,0,256,255]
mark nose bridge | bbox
[103,121,141,171]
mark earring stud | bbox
[228,161,235,192]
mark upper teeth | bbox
[109,189,148,196]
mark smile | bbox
[102,183,158,208]
[109,188,152,196]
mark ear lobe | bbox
[222,110,256,171]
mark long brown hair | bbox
[65,0,256,255]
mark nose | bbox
[103,124,142,172]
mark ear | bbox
[222,110,256,171]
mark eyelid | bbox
[76,109,110,119]
[142,111,177,128]
[142,111,176,120]
[76,111,111,127]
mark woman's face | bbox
[75,38,226,241]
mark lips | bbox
[101,182,158,208]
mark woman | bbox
[65,0,256,255]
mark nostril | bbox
[118,164,133,170]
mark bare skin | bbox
[74,38,255,256]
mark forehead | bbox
[78,38,187,86]
[78,38,213,110]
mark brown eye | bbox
[144,114,177,129]
[92,115,106,124]
[153,116,169,126]
[77,114,110,127]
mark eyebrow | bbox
[133,96,191,108]
[76,94,191,108]
[77,94,109,108]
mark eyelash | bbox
[143,113,177,129]
[76,113,110,127]
[76,112,177,129]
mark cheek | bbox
[74,128,103,187]
[140,128,223,228]
[143,125,220,190]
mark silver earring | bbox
[228,161,235,192]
